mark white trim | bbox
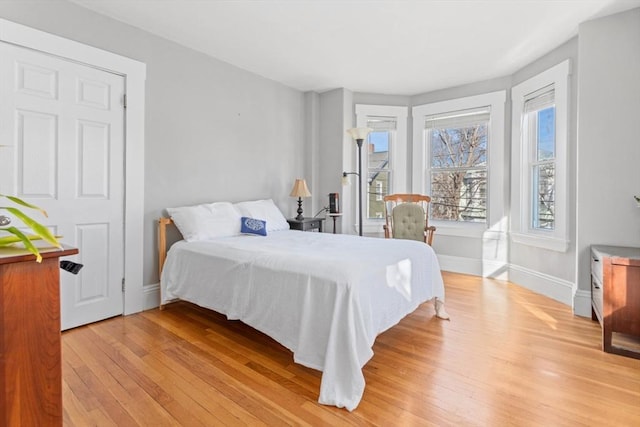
[412,91,506,234]
[438,254,508,279]
[0,18,147,316]
[440,256,580,310]
[510,60,570,252]
[437,254,483,276]
[509,264,573,306]
[144,283,161,311]
[572,289,592,318]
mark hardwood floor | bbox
[61,272,640,426]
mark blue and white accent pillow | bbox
[241,217,267,236]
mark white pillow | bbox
[233,199,290,232]
[206,202,242,236]
[167,202,240,241]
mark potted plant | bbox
[0,195,61,262]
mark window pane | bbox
[537,107,555,161]
[430,125,487,169]
[368,131,390,169]
[368,170,389,219]
[429,122,487,223]
[430,169,486,222]
[532,164,555,229]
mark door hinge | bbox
[122,277,125,292]
[122,94,127,109]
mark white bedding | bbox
[161,230,445,411]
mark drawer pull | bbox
[593,283,600,289]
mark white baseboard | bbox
[572,289,592,318]
[509,264,573,306]
[437,254,482,276]
[441,256,583,314]
[437,254,508,279]
[143,283,161,311]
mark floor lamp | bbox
[345,127,372,236]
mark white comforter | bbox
[161,230,445,411]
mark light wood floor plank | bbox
[62,271,640,426]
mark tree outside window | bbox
[427,108,489,223]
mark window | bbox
[525,87,556,230]
[511,60,569,252]
[366,117,394,219]
[354,105,408,233]
[426,107,489,223]
[413,91,505,237]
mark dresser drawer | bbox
[591,249,603,284]
[591,274,603,322]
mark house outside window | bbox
[354,104,408,234]
[511,60,569,252]
[412,91,505,238]
[367,118,394,219]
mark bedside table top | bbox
[287,217,325,223]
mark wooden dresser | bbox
[590,245,640,359]
[0,246,78,427]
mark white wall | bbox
[576,8,640,310]
[0,1,306,290]
[317,88,354,234]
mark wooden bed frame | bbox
[157,217,174,280]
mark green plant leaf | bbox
[3,207,60,248]
[1,226,42,262]
[0,233,62,247]
[0,194,48,217]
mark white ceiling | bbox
[69,0,640,95]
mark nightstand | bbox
[287,217,325,232]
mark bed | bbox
[158,199,448,411]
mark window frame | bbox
[354,104,408,234]
[412,91,506,238]
[511,60,570,252]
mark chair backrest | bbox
[391,203,426,241]
[383,193,435,245]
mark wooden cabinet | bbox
[0,247,78,427]
[590,245,640,359]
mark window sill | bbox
[510,232,569,252]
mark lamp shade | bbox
[346,127,373,140]
[289,179,311,198]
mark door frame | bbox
[0,18,146,315]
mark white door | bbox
[0,42,125,330]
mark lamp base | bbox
[296,197,304,221]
